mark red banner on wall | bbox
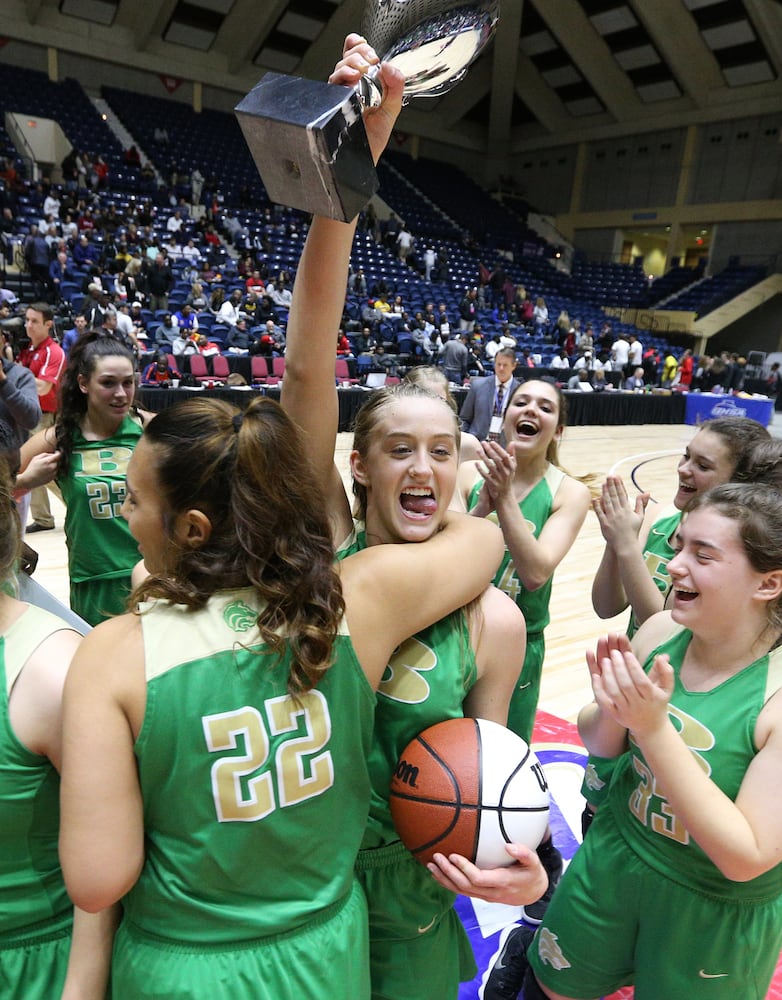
[159,75,183,94]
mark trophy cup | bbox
[235,0,500,222]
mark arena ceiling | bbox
[2,0,782,158]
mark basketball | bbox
[389,717,550,868]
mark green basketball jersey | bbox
[610,626,782,901]
[57,416,142,584]
[627,509,681,637]
[0,605,74,939]
[467,464,565,633]
[123,589,376,943]
[337,523,477,848]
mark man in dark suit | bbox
[459,347,519,442]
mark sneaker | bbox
[483,924,536,1000]
[520,840,563,926]
[581,803,596,839]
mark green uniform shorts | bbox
[508,631,545,744]
[70,574,132,627]
[0,912,73,1000]
[112,880,370,999]
[356,840,477,1000]
[529,812,782,1000]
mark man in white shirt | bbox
[166,211,184,233]
[181,240,202,265]
[217,289,244,328]
[269,279,292,310]
[628,334,643,368]
[43,192,61,219]
[423,247,436,281]
[396,225,414,261]
[485,334,502,361]
[573,349,596,371]
[611,335,630,370]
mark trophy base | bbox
[235,72,378,222]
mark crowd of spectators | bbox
[0,154,764,403]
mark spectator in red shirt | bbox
[18,302,65,532]
[678,348,694,389]
[336,330,352,357]
[245,270,265,294]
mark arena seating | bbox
[1,67,750,367]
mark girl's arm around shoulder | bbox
[734,690,782,879]
[60,613,147,912]
[341,512,504,689]
[463,585,525,726]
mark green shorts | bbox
[112,880,370,1000]
[529,813,782,1000]
[579,753,619,810]
[507,631,545,744]
[70,574,132,626]
[0,912,72,1000]
[356,840,477,1000]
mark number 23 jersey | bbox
[57,416,142,584]
[609,625,782,901]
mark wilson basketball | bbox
[389,717,550,868]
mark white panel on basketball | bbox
[473,719,550,868]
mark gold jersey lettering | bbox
[203,707,273,822]
[266,691,333,807]
[203,696,334,823]
[643,549,671,591]
[628,705,713,845]
[379,637,437,704]
[74,446,134,478]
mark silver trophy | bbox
[235,0,500,222]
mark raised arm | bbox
[475,441,591,591]
[591,474,660,621]
[342,511,503,688]
[281,36,404,543]
[577,632,634,759]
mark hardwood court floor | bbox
[28,420,723,722]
